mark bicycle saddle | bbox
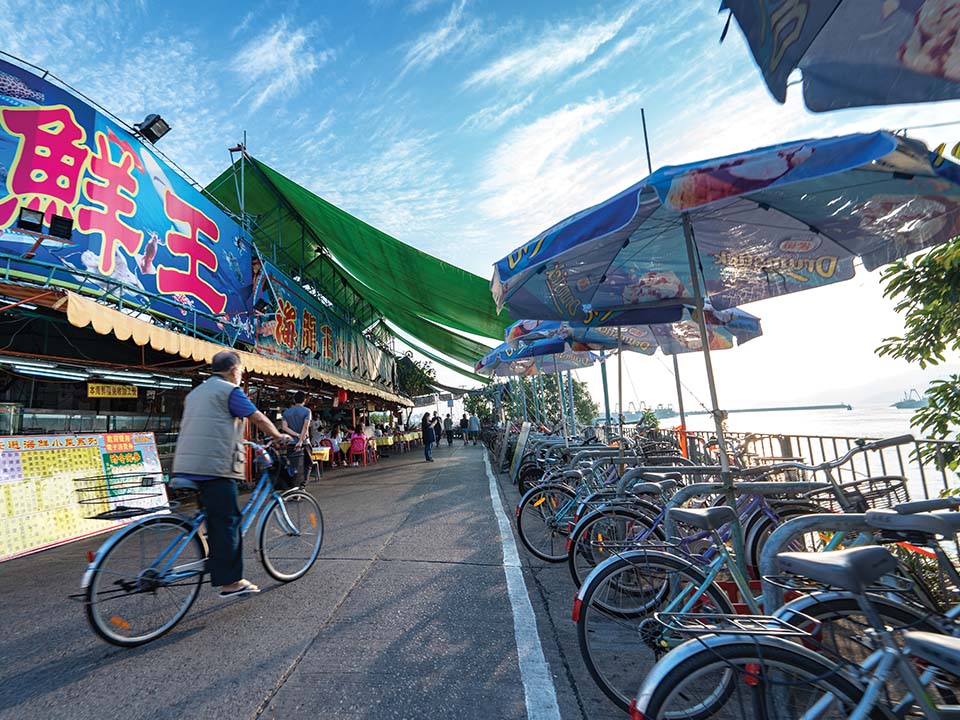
[865,509,950,537]
[904,632,960,679]
[167,476,200,492]
[629,479,679,495]
[777,546,897,594]
[668,505,736,531]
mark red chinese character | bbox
[273,298,297,349]
[22,439,36,449]
[8,440,20,449]
[156,192,227,314]
[301,310,317,355]
[64,438,76,447]
[76,131,143,275]
[0,105,89,226]
[319,325,333,360]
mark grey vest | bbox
[173,375,247,480]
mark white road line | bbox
[484,452,562,720]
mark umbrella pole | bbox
[618,328,624,460]
[672,352,687,430]
[681,212,747,573]
[600,350,612,440]
[521,377,528,421]
[555,370,567,442]
[566,370,576,437]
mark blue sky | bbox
[4,0,960,411]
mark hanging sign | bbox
[87,383,138,399]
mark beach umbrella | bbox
[492,130,960,470]
[504,305,762,355]
[476,338,599,436]
[721,0,960,111]
[506,306,762,429]
[475,336,599,378]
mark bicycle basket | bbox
[807,475,909,513]
[74,472,167,520]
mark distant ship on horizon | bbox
[892,389,928,410]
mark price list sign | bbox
[0,432,167,562]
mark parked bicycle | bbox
[81,439,324,646]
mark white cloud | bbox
[463,4,639,90]
[476,90,646,236]
[559,23,654,91]
[400,0,479,76]
[460,92,536,131]
[230,17,332,111]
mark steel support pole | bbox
[566,370,576,437]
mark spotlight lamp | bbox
[48,214,74,239]
[134,114,171,144]
[16,207,44,233]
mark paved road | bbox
[0,443,621,719]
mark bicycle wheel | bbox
[576,549,734,711]
[567,506,662,588]
[637,637,873,720]
[258,491,324,581]
[84,515,206,647]
[515,483,577,562]
[777,591,958,705]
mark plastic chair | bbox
[366,438,378,465]
[319,438,338,468]
[348,435,367,466]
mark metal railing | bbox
[682,430,958,501]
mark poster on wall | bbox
[0,59,256,343]
[0,432,167,562]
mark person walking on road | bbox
[281,391,312,489]
[459,413,469,445]
[421,412,435,462]
[172,350,288,598]
[431,413,443,450]
[443,414,454,446]
[467,412,480,445]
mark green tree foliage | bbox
[395,354,437,398]
[464,392,494,422]
[878,237,960,469]
[505,375,599,428]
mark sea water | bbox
[679,404,917,440]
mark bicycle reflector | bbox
[628,698,647,720]
[572,596,582,622]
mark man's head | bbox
[294,391,306,405]
[211,350,242,385]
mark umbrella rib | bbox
[584,215,685,312]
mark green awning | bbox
[207,158,510,353]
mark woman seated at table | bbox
[320,425,345,467]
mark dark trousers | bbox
[423,431,433,460]
[197,478,243,587]
[445,430,454,445]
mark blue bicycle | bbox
[81,440,324,646]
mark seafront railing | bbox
[680,430,958,501]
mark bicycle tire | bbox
[777,591,958,706]
[84,515,206,647]
[576,549,734,711]
[636,637,882,720]
[515,483,577,562]
[258,491,324,581]
[567,505,662,588]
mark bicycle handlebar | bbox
[736,434,916,477]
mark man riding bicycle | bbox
[172,350,288,598]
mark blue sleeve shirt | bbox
[229,387,258,418]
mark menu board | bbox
[0,432,167,562]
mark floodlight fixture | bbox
[48,214,74,239]
[16,207,43,233]
[134,114,171,144]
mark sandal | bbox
[218,579,260,598]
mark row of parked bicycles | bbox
[498,426,960,719]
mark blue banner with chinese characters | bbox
[256,261,395,385]
[0,59,255,342]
